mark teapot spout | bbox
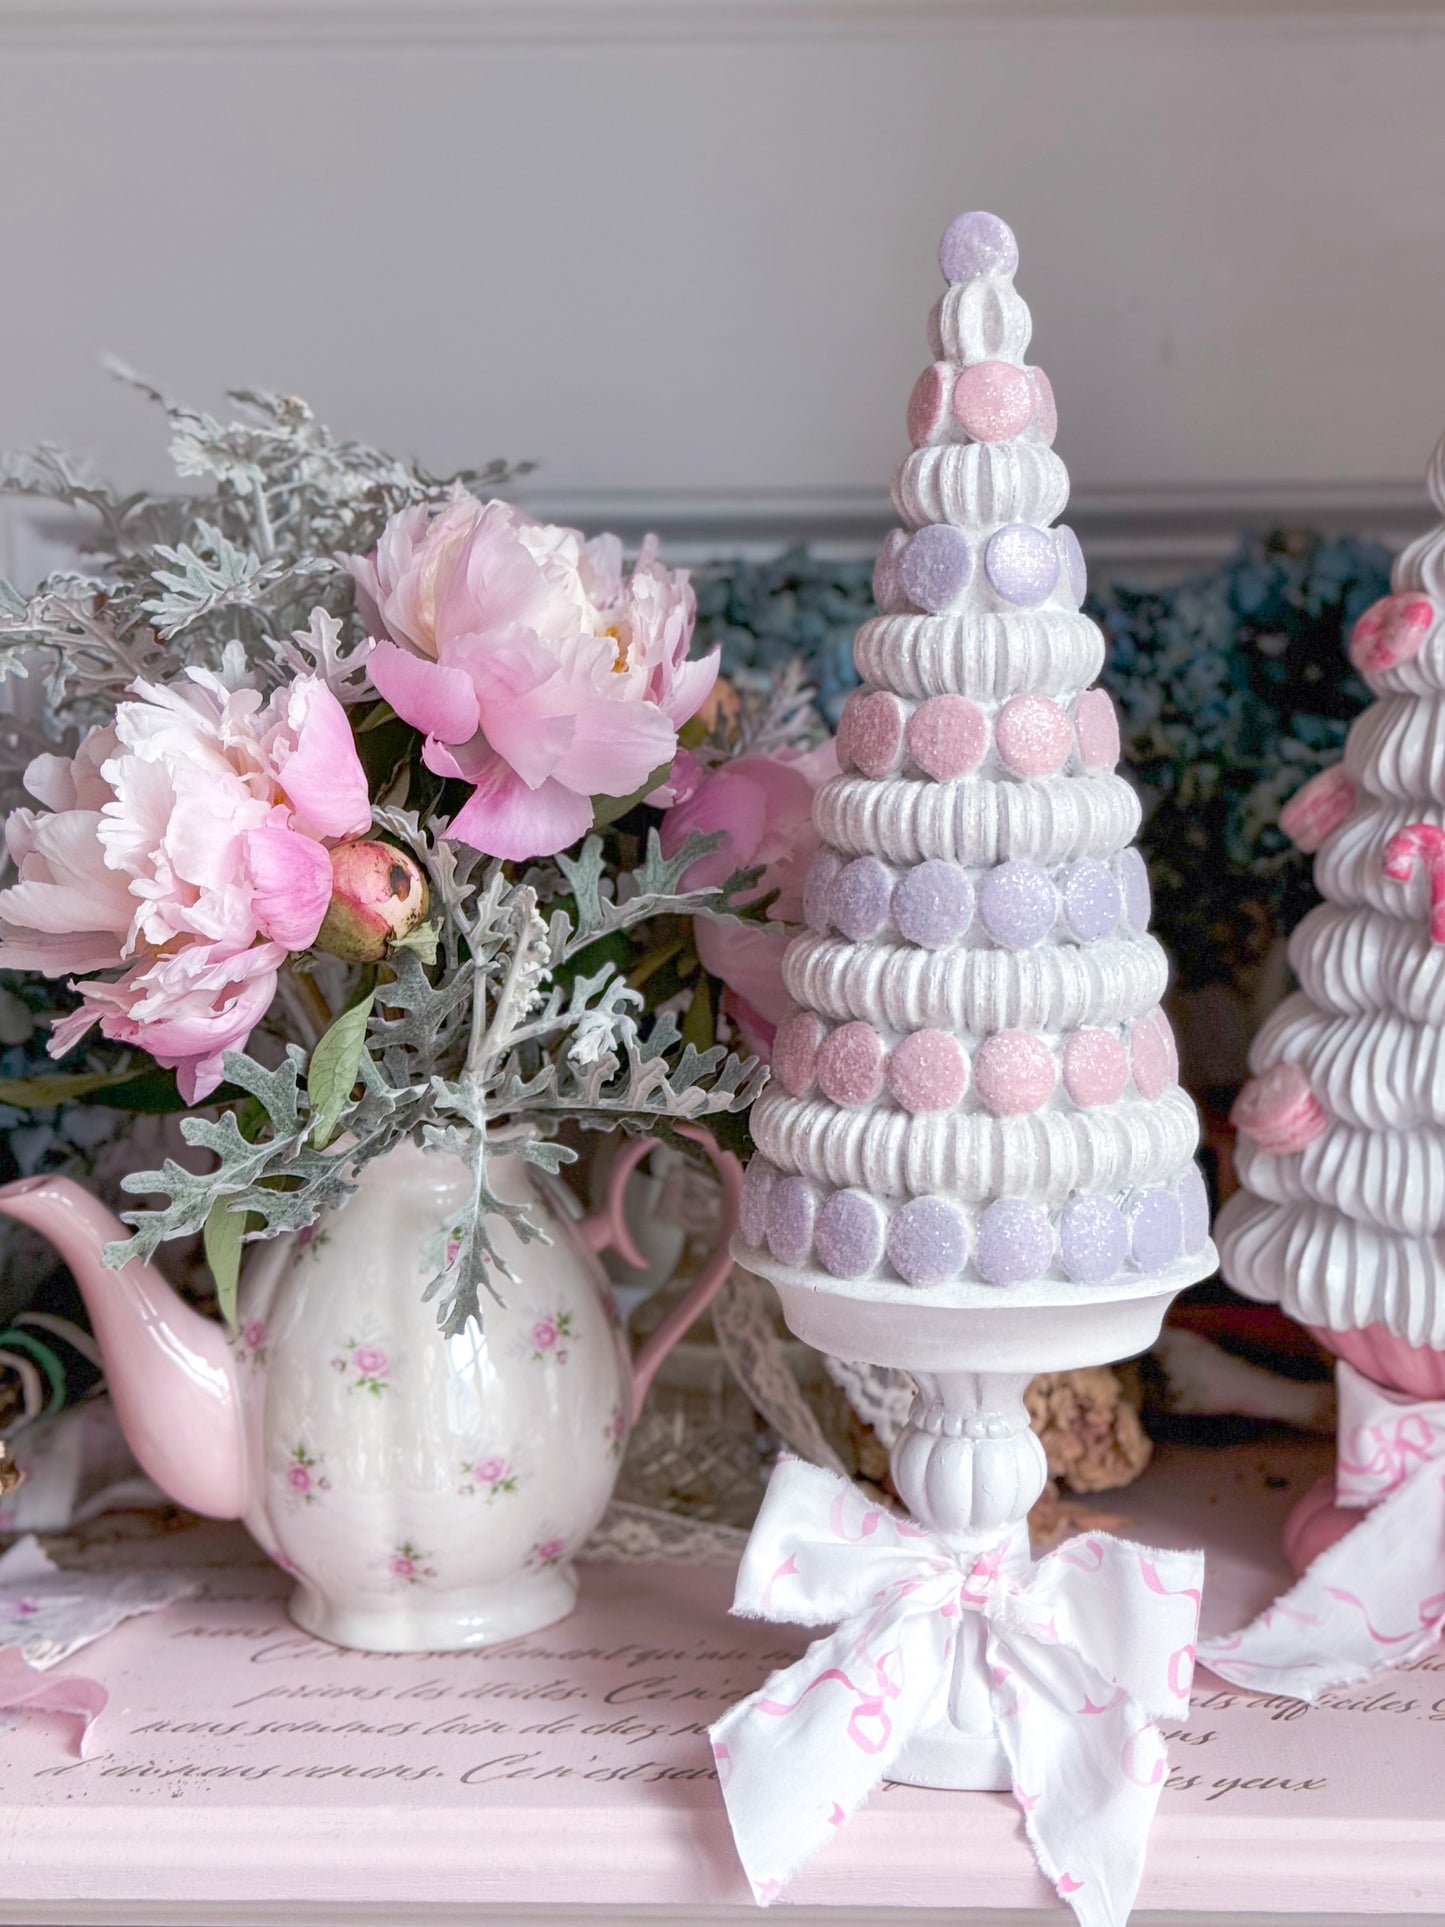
[0,1176,246,1519]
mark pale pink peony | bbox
[349,496,717,861]
[287,1464,313,1494]
[659,740,837,1054]
[352,1345,389,1377]
[0,668,371,1103]
[474,1455,511,1484]
[530,1318,559,1352]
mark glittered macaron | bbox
[973,1030,1056,1116]
[985,523,1059,608]
[952,360,1034,444]
[938,210,1019,284]
[772,1010,825,1098]
[1061,859,1121,942]
[907,364,953,449]
[873,529,909,612]
[1059,1196,1127,1284]
[1128,1189,1183,1271]
[906,694,989,780]
[766,1175,817,1267]
[886,1028,969,1113]
[887,1195,968,1287]
[1062,1028,1129,1109]
[975,1198,1053,1286]
[832,856,894,942]
[816,1021,887,1108]
[815,1189,887,1280]
[995,694,1072,778]
[739,1157,777,1248]
[893,859,975,949]
[977,860,1057,950]
[1117,847,1152,933]
[1073,689,1120,771]
[849,690,906,779]
[803,849,843,935]
[899,524,974,614]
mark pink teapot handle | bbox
[578,1123,743,1426]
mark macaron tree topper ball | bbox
[712,214,1215,1927]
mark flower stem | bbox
[276,965,332,1050]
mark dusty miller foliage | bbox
[0,368,525,736]
[4,374,765,1333]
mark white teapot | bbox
[0,1127,740,1651]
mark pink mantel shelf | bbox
[1,1438,1443,1923]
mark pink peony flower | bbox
[242,1321,268,1352]
[659,740,837,1052]
[389,1554,416,1579]
[474,1455,510,1484]
[530,1318,558,1352]
[535,1537,566,1564]
[0,667,371,1103]
[348,497,717,861]
[352,1345,389,1377]
[287,1464,312,1494]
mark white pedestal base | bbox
[756,1262,1214,1791]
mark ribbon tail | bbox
[709,1608,940,1905]
[988,1626,1170,1927]
[1198,1462,1445,1700]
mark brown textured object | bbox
[1025,1365,1152,1494]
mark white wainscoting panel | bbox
[0,2,1441,567]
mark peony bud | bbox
[315,841,429,962]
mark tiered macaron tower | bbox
[732,211,1216,1790]
[1218,430,1445,1566]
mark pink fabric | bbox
[711,1458,1203,1927]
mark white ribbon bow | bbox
[709,1460,1203,1927]
[1200,1361,1445,1700]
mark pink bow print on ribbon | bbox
[709,1459,1204,1927]
[1200,1362,1445,1701]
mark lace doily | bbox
[581,1499,748,1566]
[820,1355,916,1448]
[712,1267,850,1477]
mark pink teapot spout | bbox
[0,1175,245,1519]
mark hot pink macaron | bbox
[1230,1062,1328,1156]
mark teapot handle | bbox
[578,1123,743,1426]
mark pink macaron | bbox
[1230,1062,1328,1156]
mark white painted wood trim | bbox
[0,0,1441,50]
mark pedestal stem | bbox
[886,1369,1048,1790]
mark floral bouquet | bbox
[0,377,822,1336]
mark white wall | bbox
[1,1,1443,572]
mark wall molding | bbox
[3,481,1428,590]
[519,478,1432,572]
[1,0,1440,50]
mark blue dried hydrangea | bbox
[699,533,1391,990]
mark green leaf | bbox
[0,1065,147,1107]
[590,759,675,830]
[306,993,375,1148]
[203,1196,247,1329]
